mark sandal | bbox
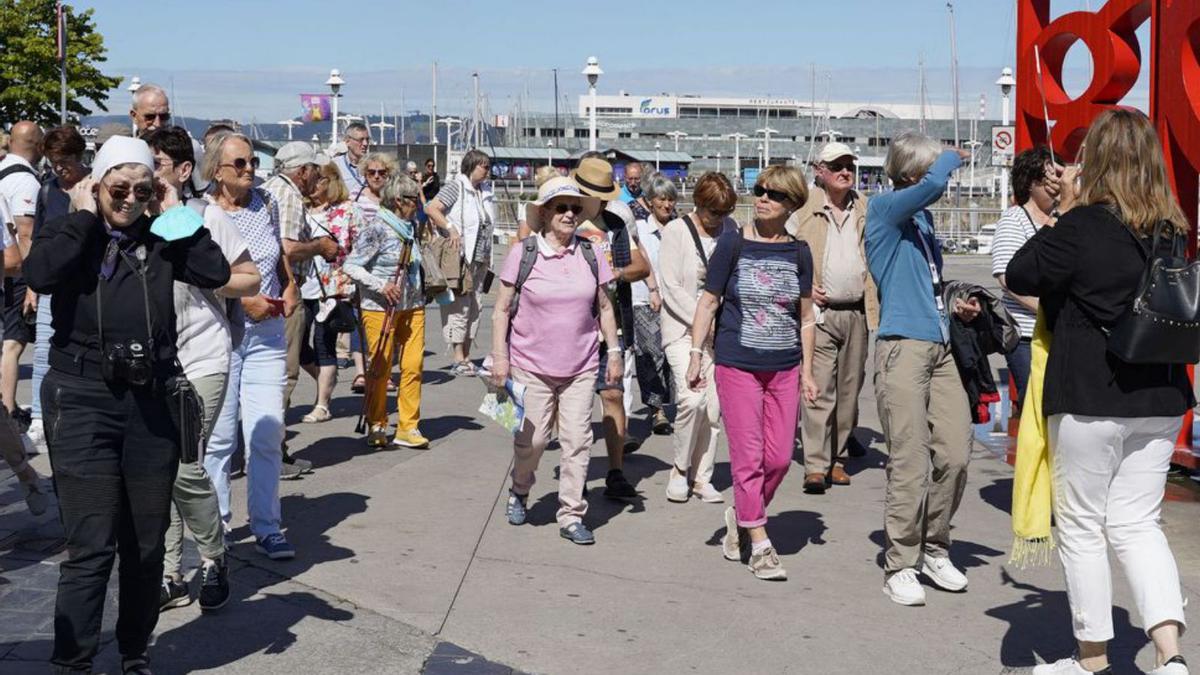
[387,379,398,392]
[351,374,366,394]
[302,405,332,424]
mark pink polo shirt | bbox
[500,235,615,378]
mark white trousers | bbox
[1048,413,1188,642]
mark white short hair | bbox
[131,84,168,110]
[884,131,942,187]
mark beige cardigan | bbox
[658,215,737,347]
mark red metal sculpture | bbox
[1016,0,1200,466]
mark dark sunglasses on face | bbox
[824,161,856,173]
[107,182,154,203]
[554,202,584,215]
[753,185,791,203]
[219,156,260,173]
[141,112,170,123]
[366,169,389,177]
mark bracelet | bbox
[607,348,623,355]
[689,347,704,355]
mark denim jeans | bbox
[30,293,51,419]
[1005,338,1033,411]
[203,318,286,540]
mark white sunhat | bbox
[525,176,601,230]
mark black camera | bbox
[102,340,153,387]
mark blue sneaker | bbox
[559,522,595,545]
[255,533,295,560]
[506,491,528,525]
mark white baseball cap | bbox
[275,141,331,170]
[816,142,858,164]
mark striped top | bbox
[990,205,1040,338]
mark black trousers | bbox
[43,368,180,672]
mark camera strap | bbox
[95,242,156,356]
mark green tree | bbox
[0,0,121,126]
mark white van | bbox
[975,224,996,256]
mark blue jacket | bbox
[865,150,961,343]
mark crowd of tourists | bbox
[0,83,1192,675]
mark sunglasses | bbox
[753,185,791,203]
[823,161,856,173]
[141,112,171,123]
[219,156,260,173]
[106,182,154,203]
[366,169,390,177]
[553,202,585,215]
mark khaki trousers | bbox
[800,307,868,475]
[283,307,307,408]
[663,338,719,485]
[874,338,971,573]
[510,366,595,528]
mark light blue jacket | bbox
[343,209,424,312]
[865,150,962,343]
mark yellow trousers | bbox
[362,308,425,433]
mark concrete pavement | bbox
[2,255,1199,674]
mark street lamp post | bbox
[854,144,862,188]
[727,132,748,188]
[326,69,345,145]
[371,118,395,145]
[667,130,687,152]
[755,126,777,167]
[715,152,722,175]
[996,66,1016,207]
[546,140,553,167]
[311,133,321,151]
[127,75,141,134]
[438,117,462,152]
[757,143,764,170]
[654,141,661,170]
[582,56,603,152]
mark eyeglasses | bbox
[106,182,154,203]
[366,169,390,177]
[153,157,175,171]
[218,156,260,173]
[823,161,856,173]
[753,185,791,203]
[401,194,419,202]
[141,112,171,124]
[553,202,585,215]
[347,136,370,145]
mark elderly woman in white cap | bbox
[490,176,622,545]
[428,149,497,376]
[25,136,230,675]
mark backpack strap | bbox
[0,164,36,183]
[577,238,600,317]
[508,235,541,320]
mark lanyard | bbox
[914,223,950,343]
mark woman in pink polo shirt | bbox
[490,177,622,546]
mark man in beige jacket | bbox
[788,143,879,494]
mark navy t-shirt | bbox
[704,231,813,372]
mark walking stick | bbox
[356,237,414,434]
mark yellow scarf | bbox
[1009,310,1056,567]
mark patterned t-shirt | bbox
[991,205,1040,338]
[212,189,283,321]
[705,231,813,372]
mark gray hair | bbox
[641,171,677,201]
[131,84,168,110]
[379,173,421,211]
[405,160,418,172]
[460,149,491,176]
[344,121,369,137]
[202,132,253,183]
[624,161,643,175]
[884,131,942,187]
[357,151,399,174]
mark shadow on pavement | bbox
[867,530,1004,572]
[980,477,1014,515]
[423,415,484,443]
[987,568,1148,672]
[767,510,827,555]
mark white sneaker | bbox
[665,470,689,503]
[25,418,46,455]
[882,568,926,606]
[691,482,724,503]
[1031,658,1102,674]
[721,507,741,561]
[1149,658,1190,675]
[921,556,968,592]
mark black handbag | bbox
[1104,221,1200,365]
[164,372,205,464]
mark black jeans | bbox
[43,368,180,672]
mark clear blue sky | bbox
[73,1,1120,121]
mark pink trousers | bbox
[715,365,800,528]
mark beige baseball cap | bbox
[816,142,858,164]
